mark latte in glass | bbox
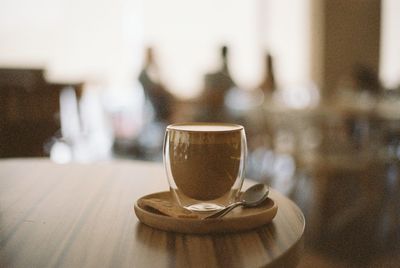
[164,123,247,212]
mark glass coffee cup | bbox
[163,122,247,212]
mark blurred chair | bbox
[0,68,83,157]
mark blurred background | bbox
[1,0,400,266]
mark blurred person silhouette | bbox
[139,47,175,124]
[243,52,278,183]
[352,64,381,96]
[131,47,176,160]
[196,45,235,121]
[225,51,277,121]
[259,52,276,99]
[350,65,381,149]
[336,64,382,103]
[246,51,278,135]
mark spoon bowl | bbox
[241,184,269,207]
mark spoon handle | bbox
[204,202,243,219]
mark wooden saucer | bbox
[134,191,278,234]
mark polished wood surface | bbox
[0,158,305,268]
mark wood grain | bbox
[0,158,304,268]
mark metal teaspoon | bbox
[204,183,270,219]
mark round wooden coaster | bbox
[134,191,278,234]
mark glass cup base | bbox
[184,203,224,212]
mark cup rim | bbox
[167,122,244,132]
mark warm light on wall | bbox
[0,0,398,96]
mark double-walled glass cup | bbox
[163,122,247,212]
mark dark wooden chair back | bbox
[0,68,82,157]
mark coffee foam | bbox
[168,123,242,132]
[167,123,243,145]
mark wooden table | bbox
[0,158,304,268]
